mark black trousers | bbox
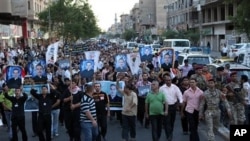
[11,115,28,141]
[164,104,177,141]
[137,97,149,127]
[38,114,51,141]
[186,110,200,141]
[150,115,163,141]
[64,110,81,141]
[32,111,38,135]
[181,110,189,132]
[97,115,107,141]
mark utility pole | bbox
[48,0,51,43]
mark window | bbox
[221,5,225,21]
[28,1,31,10]
[214,8,217,21]
[228,4,234,17]
[173,41,189,47]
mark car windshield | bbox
[173,41,189,47]
[231,44,244,49]
[128,42,136,47]
[187,56,210,65]
[152,44,161,48]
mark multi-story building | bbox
[0,0,49,48]
[166,0,244,51]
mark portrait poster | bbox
[46,41,59,65]
[88,81,125,110]
[57,59,70,70]
[23,84,50,112]
[5,65,23,89]
[80,60,94,81]
[138,85,151,97]
[27,59,47,84]
[115,54,128,72]
[126,53,141,75]
[84,51,100,72]
[159,48,175,69]
[139,45,153,62]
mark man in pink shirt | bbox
[181,78,204,141]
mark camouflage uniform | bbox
[226,82,246,124]
[191,74,207,91]
[199,88,230,141]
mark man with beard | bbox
[136,72,151,128]
[62,80,83,141]
[93,82,110,141]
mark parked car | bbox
[207,63,250,81]
[125,42,137,50]
[228,43,250,58]
[178,53,214,67]
[212,57,235,65]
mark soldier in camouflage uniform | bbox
[226,72,246,125]
[191,66,207,91]
[199,79,231,141]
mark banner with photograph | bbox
[139,45,153,62]
[138,85,151,97]
[115,54,128,72]
[23,84,50,112]
[88,81,125,110]
[84,51,100,72]
[159,48,175,71]
[127,53,141,75]
[5,65,23,89]
[80,60,94,81]
[27,59,47,84]
[46,42,59,64]
[57,59,70,70]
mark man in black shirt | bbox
[50,85,60,138]
[62,80,83,141]
[93,82,110,141]
[31,84,56,141]
[4,88,28,141]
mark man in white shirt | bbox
[159,74,183,141]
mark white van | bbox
[163,39,190,52]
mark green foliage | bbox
[161,29,200,44]
[122,29,137,41]
[38,0,101,43]
[225,0,250,40]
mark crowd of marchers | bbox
[0,39,249,141]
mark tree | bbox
[38,0,101,43]
[122,29,137,41]
[225,0,250,40]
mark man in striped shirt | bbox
[80,85,98,141]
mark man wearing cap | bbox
[214,66,228,90]
[191,66,207,91]
[226,72,246,125]
[199,78,231,141]
[0,83,15,140]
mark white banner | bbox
[84,51,100,72]
[127,53,141,75]
[46,42,59,64]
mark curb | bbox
[218,127,230,141]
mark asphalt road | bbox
[0,112,226,141]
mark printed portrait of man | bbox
[115,55,128,72]
[33,64,47,84]
[80,60,94,81]
[140,47,153,62]
[108,84,122,103]
[6,67,22,88]
[161,49,174,72]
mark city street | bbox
[0,112,226,141]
